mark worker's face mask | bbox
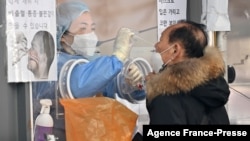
[71,32,98,57]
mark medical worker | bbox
[33,1,143,101]
[32,1,144,140]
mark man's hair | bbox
[168,20,208,58]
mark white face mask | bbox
[71,32,98,56]
[150,50,163,72]
[151,44,174,72]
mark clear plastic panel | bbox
[117,57,152,104]
[56,59,89,119]
[226,0,250,124]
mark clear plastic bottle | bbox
[34,99,54,141]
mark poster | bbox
[6,0,57,82]
[157,0,187,40]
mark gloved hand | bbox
[126,63,143,89]
[113,28,135,62]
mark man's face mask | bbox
[155,44,174,72]
[150,50,163,72]
[71,32,98,57]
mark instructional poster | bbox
[6,0,57,82]
[157,0,187,40]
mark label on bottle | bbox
[34,125,53,141]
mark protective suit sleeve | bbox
[112,28,134,63]
[100,76,118,98]
[70,55,123,98]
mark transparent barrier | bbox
[55,57,152,118]
[117,57,152,104]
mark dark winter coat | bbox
[146,46,230,124]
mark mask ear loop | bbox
[160,44,175,55]
[61,32,77,55]
[65,31,74,37]
[171,44,179,61]
[159,45,176,72]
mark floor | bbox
[227,85,250,124]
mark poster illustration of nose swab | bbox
[6,0,57,82]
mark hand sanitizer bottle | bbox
[34,99,54,141]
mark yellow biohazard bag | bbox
[60,97,138,141]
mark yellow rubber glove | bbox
[126,63,143,88]
[113,28,135,63]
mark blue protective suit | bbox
[32,51,145,101]
[62,53,122,98]
[33,52,122,99]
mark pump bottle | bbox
[34,99,54,141]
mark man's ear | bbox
[171,42,185,61]
[172,43,181,55]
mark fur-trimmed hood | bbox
[146,46,226,101]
